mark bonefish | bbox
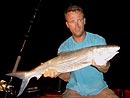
[6,45,120,97]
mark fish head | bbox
[93,45,120,65]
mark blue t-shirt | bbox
[58,31,108,96]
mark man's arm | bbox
[43,67,70,82]
[58,72,70,82]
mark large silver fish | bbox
[6,45,120,97]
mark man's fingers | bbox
[43,67,58,78]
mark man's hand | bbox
[43,67,60,78]
[91,59,110,73]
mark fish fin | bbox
[6,72,26,80]
[6,72,33,97]
[17,78,31,97]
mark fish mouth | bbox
[114,46,120,51]
[104,46,120,61]
[107,45,120,54]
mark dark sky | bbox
[0,0,129,89]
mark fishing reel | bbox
[0,80,7,92]
[0,79,16,96]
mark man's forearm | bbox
[58,72,70,82]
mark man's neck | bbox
[73,32,86,42]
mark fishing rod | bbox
[3,0,42,97]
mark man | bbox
[43,5,119,98]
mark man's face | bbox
[65,11,86,37]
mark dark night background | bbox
[0,0,129,93]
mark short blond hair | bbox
[64,5,84,20]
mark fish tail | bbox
[6,72,26,80]
[6,72,32,97]
[17,78,31,97]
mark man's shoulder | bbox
[87,31,104,39]
[87,31,101,36]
